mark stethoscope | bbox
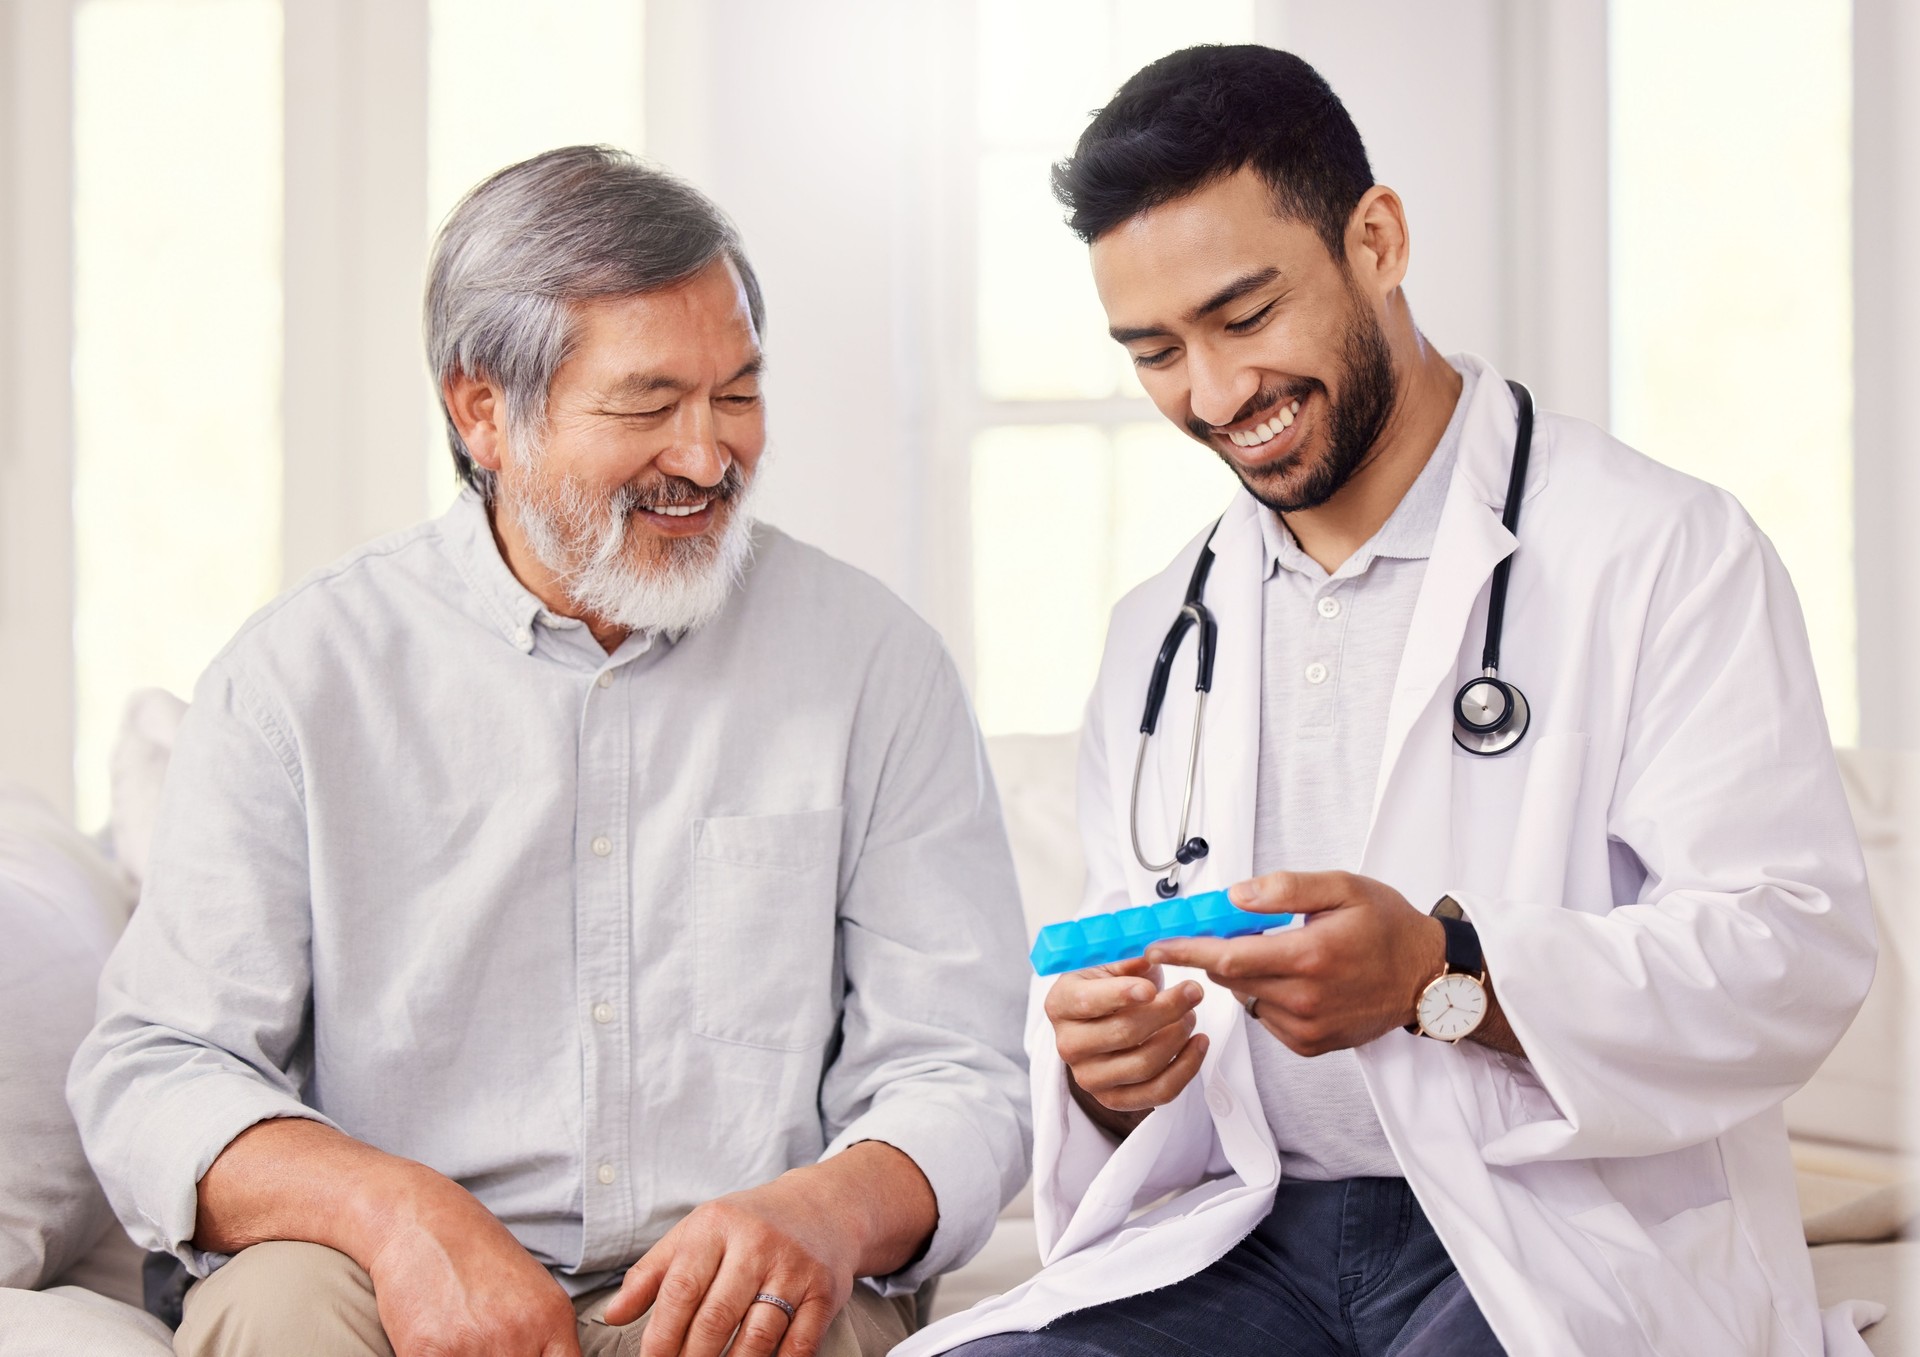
[1130,380,1538,898]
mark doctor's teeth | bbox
[647,502,708,517]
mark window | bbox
[967,0,1252,735]
[1609,0,1856,742]
[71,0,285,827]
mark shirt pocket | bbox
[690,807,845,1051]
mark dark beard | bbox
[1204,291,1397,515]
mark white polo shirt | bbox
[1248,363,1473,1181]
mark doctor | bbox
[908,43,1877,1357]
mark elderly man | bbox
[70,146,1030,1357]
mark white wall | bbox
[1854,0,1920,750]
[0,0,76,815]
[644,0,952,612]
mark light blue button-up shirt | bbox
[70,492,1032,1296]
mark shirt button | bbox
[1206,1081,1235,1118]
[514,627,533,651]
[597,1163,616,1185]
[1317,596,1341,619]
[1305,662,1330,685]
[596,671,613,689]
[592,1002,614,1024]
[591,836,612,857]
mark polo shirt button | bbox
[1305,662,1329,685]
[1317,596,1341,619]
[591,836,612,857]
[596,671,613,689]
[597,1164,616,1185]
[593,1002,614,1024]
[514,627,533,651]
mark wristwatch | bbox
[1406,895,1489,1043]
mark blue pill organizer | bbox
[1029,889,1298,975]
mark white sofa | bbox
[1,713,1911,1354]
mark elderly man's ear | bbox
[444,373,508,474]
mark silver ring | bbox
[752,1293,797,1321]
[1240,992,1259,1020]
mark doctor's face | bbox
[1090,167,1396,513]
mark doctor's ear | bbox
[443,370,510,474]
[1343,185,1412,299]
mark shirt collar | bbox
[1258,361,1476,582]
[436,489,597,656]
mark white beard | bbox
[508,465,755,637]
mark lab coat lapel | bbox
[1188,495,1264,890]
[1366,362,1531,851]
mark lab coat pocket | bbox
[1570,1197,1769,1355]
[691,807,845,1051]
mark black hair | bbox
[1052,45,1374,257]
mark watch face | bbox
[1417,974,1487,1042]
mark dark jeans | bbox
[948,1178,1504,1357]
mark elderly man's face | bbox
[494,255,767,636]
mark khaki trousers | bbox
[174,1240,917,1357]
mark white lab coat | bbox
[905,355,1878,1357]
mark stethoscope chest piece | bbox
[1452,674,1529,756]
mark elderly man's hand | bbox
[602,1140,934,1357]
[364,1166,582,1357]
[1146,871,1444,1057]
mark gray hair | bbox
[425,145,766,500]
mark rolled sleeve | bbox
[822,1094,1005,1294]
[818,640,1032,1294]
[66,664,325,1273]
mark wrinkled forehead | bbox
[562,259,763,385]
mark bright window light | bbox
[1610,0,1855,743]
[72,0,284,829]
[970,0,1253,734]
[971,423,1237,734]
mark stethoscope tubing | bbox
[1128,380,1538,888]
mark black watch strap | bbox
[1438,915,1484,977]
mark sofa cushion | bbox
[0,781,136,1291]
[1785,749,1916,1157]
[0,1285,173,1357]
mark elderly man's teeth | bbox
[647,502,709,518]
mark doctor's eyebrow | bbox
[1188,267,1282,323]
[1107,267,1285,344]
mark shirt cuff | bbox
[129,1076,338,1276]
[820,1099,1011,1297]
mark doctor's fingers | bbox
[1052,981,1203,1058]
[1072,1031,1210,1113]
[1228,870,1377,915]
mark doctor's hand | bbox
[1046,958,1209,1140]
[1146,871,1446,1058]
